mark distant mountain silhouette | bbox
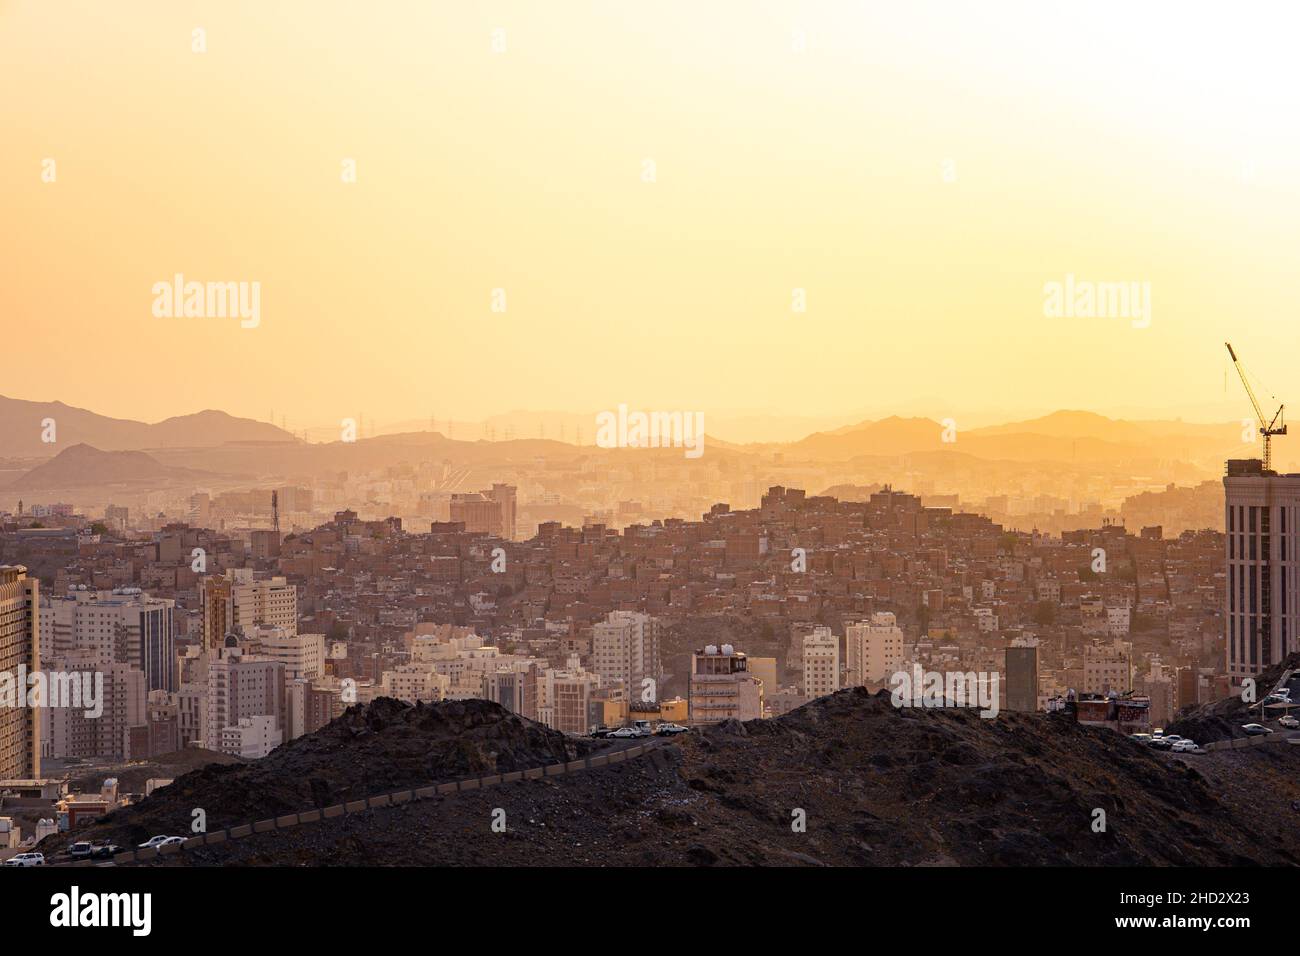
[6,444,207,490]
[0,396,299,458]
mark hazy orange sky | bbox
[5,0,1300,434]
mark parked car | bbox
[68,841,93,859]
[138,835,174,849]
[608,727,640,739]
[1171,739,1199,753]
[159,837,185,847]
[3,853,45,867]
[632,720,654,737]
[655,723,689,736]
[1242,723,1274,736]
[1279,715,1300,730]
[1148,736,1174,749]
[89,843,123,859]
[589,727,614,739]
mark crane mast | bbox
[1226,342,1286,472]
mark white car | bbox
[138,835,174,849]
[3,853,45,867]
[1242,723,1274,736]
[607,727,639,739]
[1171,739,1199,752]
[159,836,185,847]
[1279,715,1300,729]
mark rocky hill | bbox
[50,690,1300,867]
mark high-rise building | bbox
[1224,459,1300,686]
[802,626,840,700]
[688,644,763,727]
[0,566,40,779]
[482,664,539,720]
[539,664,601,735]
[202,569,297,649]
[449,484,517,540]
[205,642,286,757]
[247,626,324,681]
[1004,640,1039,712]
[846,612,905,686]
[39,587,176,693]
[42,655,145,761]
[1082,640,1132,695]
[592,611,662,702]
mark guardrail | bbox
[1199,729,1300,752]
[56,741,662,867]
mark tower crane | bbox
[1226,341,1286,472]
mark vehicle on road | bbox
[138,835,175,849]
[90,843,123,859]
[632,720,654,736]
[1171,739,1199,753]
[1279,716,1300,729]
[655,723,689,736]
[588,727,614,739]
[159,837,185,847]
[607,727,640,739]
[3,853,44,867]
[68,841,93,859]
[1242,723,1274,736]
[1148,735,1176,749]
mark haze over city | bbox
[4,0,1299,935]
[5,0,1300,432]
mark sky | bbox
[4,0,1300,436]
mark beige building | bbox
[802,626,840,700]
[539,662,601,735]
[202,569,297,649]
[846,612,905,686]
[1082,640,1133,695]
[688,644,763,727]
[249,626,324,681]
[0,566,40,779]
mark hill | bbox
[51,690,1300,867]
[0,396,298,458]
[5,444,206,491]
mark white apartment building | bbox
[39,586,176,692]
[802,626,840,700]
[220,715,281,760]
[205,644,285,756]
[846,612,905,686]
[592,611,662,702]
